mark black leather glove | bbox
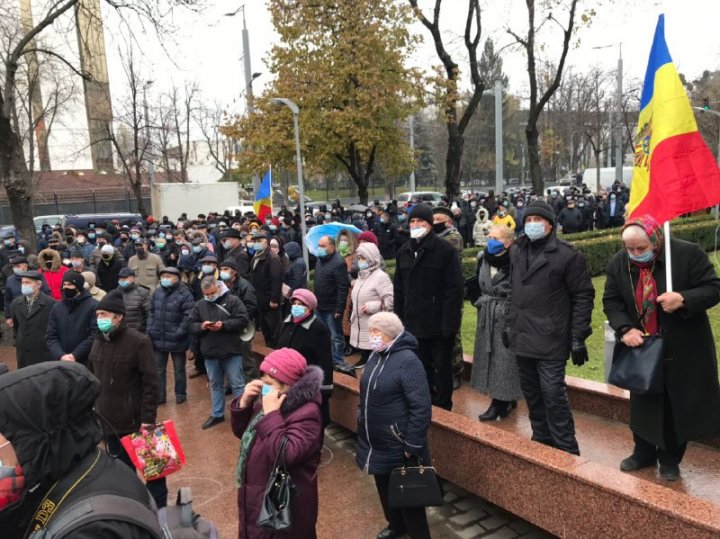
[501,327,510,348]
[571,341,588,366]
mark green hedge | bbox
[308,217,720,283]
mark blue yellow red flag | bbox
[253,168,272,222]
[628,15,720,223]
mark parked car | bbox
[62,213,142,230]
[226,201,256,216]
[396,191,444,207]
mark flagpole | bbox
[664,221,673,292]
[269,164,273,216]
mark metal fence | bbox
[0,189,152,225]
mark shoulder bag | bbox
[388,457,444,509]
[257,437,297,531]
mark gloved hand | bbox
[571,341,588,366]
[501,327,510,348]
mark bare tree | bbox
[0,0,205,246]
[153,82,198,182]
[409,0,486,198]
[196,102,234,180]
[507,0,581,194]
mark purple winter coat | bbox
[231,366,324,539]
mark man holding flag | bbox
[603,15,720,481]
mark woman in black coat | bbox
[356,312,432,539]
[603,216,720,481]
[276,288,333,427]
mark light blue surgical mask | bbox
[486,238,505,255]
[12,268,22,275]
[192,245,203,253]
[524,222,547,242]
[628,250,654,264]
[222,240,233,250]
[358,260,369,271]
[160,278,174,288]
[155,241,166,249]
[398,214,406,222]
[262,383,274,397]
[97,317,114,333]
[201,264,214,274]
[253,242,265,252]
[118,280,131,288]
[291,304,307,319]
[316,247,328,258]
[219,270,231,281]
[21,284,34,296]
[268,225,277,231]
[204,293,219,303]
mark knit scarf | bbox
[235,410,264,487]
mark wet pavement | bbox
[0,347,552,538]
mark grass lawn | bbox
[461,262,720,383]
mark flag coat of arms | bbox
[628,15,720,223]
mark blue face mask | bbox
[21,284,34,296]
[247,247,255,256]
[97,317,114,333]
[160,278,174,288]
[201,265,214,274]
[628,249,654,264]
[118,280,131,289]
[358,260,369,271]
[291,304,307,319]
[204,293,219,303]
[316,247,328,258]
[524,222,547,242]
[12,268,22,276]
[261,383,274,397]
[398,214,406,222]
[268,225,277,231]
[253,242,265,252]
[192,245,203,253]
[486,238,506,255]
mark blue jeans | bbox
[205,356,245,418]
[317,309,345,364]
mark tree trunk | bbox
[356,180,369,205]
[0,116,36,250]
[526,125,543,194]
[445,127,463,199]
[132,178,147,219]
[595,150,602,192]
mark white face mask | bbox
[410,226,428,239]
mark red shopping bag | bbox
[120,420,186,481]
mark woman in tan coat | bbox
[349,242,394,367]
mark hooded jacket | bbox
[38,248,68,300]
[472,207,491,246]
[356,331,432,475]
[350,244,394,350]
[283,241,307,292]
[89,323,159,434]
[231,366,323,539]
[0,362,159,539]
[45,290,98,365]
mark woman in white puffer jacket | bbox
[349,242,394,367]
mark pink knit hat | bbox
[290,288,317,311]
[260,348,307,385]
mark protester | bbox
[148,267,195,405]
[314,235,350,365]
[505,200,594,455]
[220,229,251,278]
[117,267,151,333]
[393,204,463,411]
[231,348,324,539]
[46,272,98,366]
[356,312,432,539]
[10,271,55,369]
[81,270,106,301]
[349,243,394,368]
[191,276,249,429]
[249,231,283,347]
[0,362,162,538]
[128,239,164,291]
[4,256,49,325]
[283,241,307,293]
[492,205,516,230]
[96,244,123,292]
[470,225,522,421]
[603,216,720,481]
[432,206,464,252]
[277,288,334,427]
[37,248,67,300]
[88,290,167,509]
[472,206,492,247]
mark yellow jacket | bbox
[492,214,516,230]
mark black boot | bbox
[497,400,517,419]
[478,400,501,421]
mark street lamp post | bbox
[494,79,504,195]
[592,43,623,184]
[142,80,155,188]
[272,98,309,269]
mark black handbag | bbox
[388,458,444,509]
[609,335,665,395]
[257,438,297,531]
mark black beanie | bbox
[408,203,434,226]
[523,200,556,226]
[97,290,126,315]
[62,270,85,290]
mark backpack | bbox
[158,487,219,539]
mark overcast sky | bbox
[101,0,720,116]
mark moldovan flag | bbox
[628,15,720,223]
[253,168,272,222]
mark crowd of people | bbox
[0,179,719,538]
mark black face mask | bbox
[97,242,106,248]
[432,222,447,234]
[62,287,78,299]
[44,260,53,269]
